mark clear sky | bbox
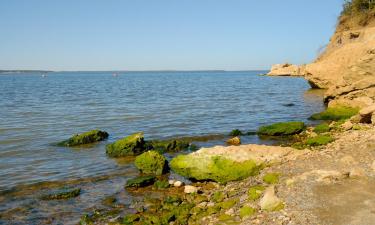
[0,0,344,71]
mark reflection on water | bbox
[0,71,325,224]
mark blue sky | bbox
[0,0,343,71]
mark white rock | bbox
[168,180,175,185]
[173,181,183,187]
[184,185,198,194]
[259,186,284,211]
[359,105,375,116]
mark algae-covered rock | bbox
[123,214,141,224]
[229,129,243,136]
[125,175,156,188]
[309,106,359,121]
[134,150,168,175]
[263,173,280,184]
[106,132,145,157]
[146,139,191,152]
[41,187,81,200]
[248,185,265,200]
[170,155,260,184]
[58,130,108,147]
[257,122,305,136]
[154,180,170,189]
[239,206,256,218]
[314,123,330,133]
[306,135,334,146]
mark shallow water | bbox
[0,71,324,224]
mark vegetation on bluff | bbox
[340,0,375,27]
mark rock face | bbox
[106,132,145,157]
[134,151,168,175]
[58,130,109,147]
[267,63,307,76]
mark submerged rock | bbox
[125,175,156,188]
[41,187,81,200]
[146,139,192,152]
[257,121,305,136]
[229,129,243,136]
[134,150,168,175]
[106,132,145,157]
[170,154,260,184]
[57,130,108,147]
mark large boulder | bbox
[106,132,145,157]
[146,139,192,152]
[134,151,168,175]
[257,122,305,136]
[58,130,109,147]
[170,154,260,184]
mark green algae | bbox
[41,187,81,200]
[106,132,145,157]
[248,185,265,200]
[305,135,334,146]
[134,151,168,175]
[125,175,156,188]
[229,129,243,136]
[212,191,226,203]
[257,122,305,136]
[263,173,280,184]
[218,214,235,221]
[309,106,359,121]
[314,123,330,133]
[146,139,192,153]
[239,206,256,218]
[57,130,108,147]
[217,198,239,210]
[154,179,170,189]
[170,155,261,184]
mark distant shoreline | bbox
[0,69,268,74]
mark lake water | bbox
[0,71,325,224]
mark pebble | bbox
[174,181,184,187]
[168,180,175,185]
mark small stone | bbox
[184,185,198,194]
[174,181,183,187]
[285,179,294,186]
[341,121,353,131]
[259,186,284,211]
[226,136,241,145]
[168,179,175,185]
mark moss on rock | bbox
[154,179,170,189]
[239,206,256,218]
[146,139,191,153]
[58,130,108,147]
[229,129,243,136]
[309,106,359,121]
[170,155,260,184]
[257,122,305,136]
[248,185,265,200]
[263,173,280,184]
[125,175,156,188]
[105,132,145,157]
[212,191,226,203]
[305,135,334,146]
[41,187,81,200]
[134,150,168,175]
[313,123,330,133]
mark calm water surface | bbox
[0,71,324,224]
